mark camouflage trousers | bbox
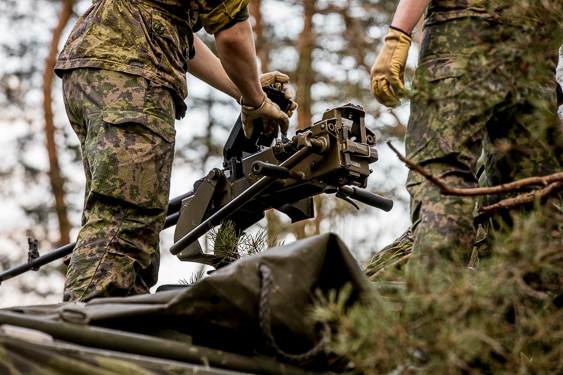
[62,68,176,302]
[404,18,563,268]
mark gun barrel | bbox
[0,242,76,284]
[0,191,193,285]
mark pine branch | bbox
[387,140,563,196]
[386,140,563,220]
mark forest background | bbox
[0,0,417,307]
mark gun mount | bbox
[170,103,393,266]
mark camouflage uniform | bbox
[55,0,250,301]
[405,0,563,268]
[364,227,413,279]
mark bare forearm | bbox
[188,35,240,100]
[215,20,264,107]
[391,0,431,33]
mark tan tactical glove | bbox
[241,71,297,139]
[370,27,412,107]
[259,71,298,118]
[260,71,289,87]
[241,96,289,139]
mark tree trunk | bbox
[249,0,269,71]
[295,0,316,130]
[43,0,75,247]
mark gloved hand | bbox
[370,27,412,107]
[241,71,297,139]
[259,71,298,118]
[241,95,289,139]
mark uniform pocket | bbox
[84,111,175,210]
[151,11,189,73]
[102,110,175,144]
[416,56,467,83]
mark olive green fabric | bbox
[425,0,494,25]
[62,68,176,302]
[55,0,250,119]
[5,233,370,371]
[199,0,250,34]
[364,228,413,279]
[405,16,563,268]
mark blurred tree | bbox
[43,0,76,247]
[0,0,88,306]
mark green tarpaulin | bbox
[0,233,371,374]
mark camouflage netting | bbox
[0,233,371,375]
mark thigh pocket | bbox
[87,111,175,211]
[407,56,473,162]
[416,56,467,84]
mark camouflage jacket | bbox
[425,0,494,26]
[55,0,249,118]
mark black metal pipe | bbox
[0,191,193,284]
[337,186,394,212]
[252,161,304,180]
[0,242,76,284]
[0,311,317,375]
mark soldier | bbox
[370,0,562,270]
[55,0,296,301]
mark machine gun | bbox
[171,88,393,266]
[0,86,393,283]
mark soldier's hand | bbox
[259,71,298,118]
[241,95,289,139]
[370,27,412,107]
[240,71,297,139]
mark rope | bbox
[257,263,329,363]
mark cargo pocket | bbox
[406,56,473,163]
[87,111,175,211]
[415,56,467,85]
[102,108,176,143]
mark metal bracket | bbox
[27,237,40,271]
[174,169,229,262]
